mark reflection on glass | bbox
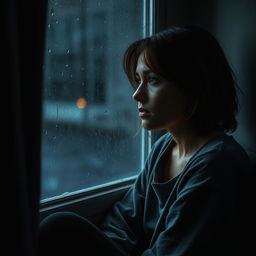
[41,0,143,199]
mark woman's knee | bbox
[38,211,90,255]
[39,211,96,239]
[40,211,83,227]
[38,211,127,256]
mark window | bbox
[41,0,153,200]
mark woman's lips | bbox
[138,107,151,118]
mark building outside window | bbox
[41,0,149,200]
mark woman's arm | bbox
[99,170,147,255]
[99,133,170,256]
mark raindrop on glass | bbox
[50,8,55,16]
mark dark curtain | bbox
[5,0,47,255]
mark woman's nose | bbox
[132,84,147,103]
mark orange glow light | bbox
[76,97,87,109]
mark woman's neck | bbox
[167,128,224,160]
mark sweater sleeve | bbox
[99,169,147,255]
[99,133,170,256]
[141,152,243,256]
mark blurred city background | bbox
[41,0,144,199]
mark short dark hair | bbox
[123,25,240,135]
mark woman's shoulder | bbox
[195,134,250,165]
[151,132,249,165]
[181,134,251,183]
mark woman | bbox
[39,26,253,256]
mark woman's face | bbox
[133,52,187,131]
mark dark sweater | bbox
[100,133,253,256]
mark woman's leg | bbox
[38,211,128,256]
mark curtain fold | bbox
[6,0,47,255]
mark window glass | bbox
[41,0,144,200]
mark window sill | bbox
[39,175,137,222]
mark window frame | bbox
[40,0,157,220]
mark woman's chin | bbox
[141,120,161,131]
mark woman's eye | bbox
[133,75,160,88]
[148,76,160,85]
